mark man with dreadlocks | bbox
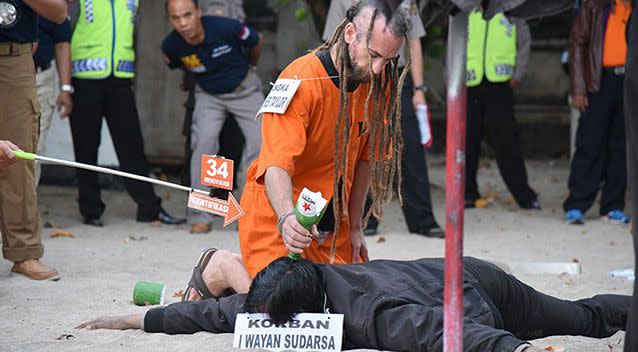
[236,0,409,277]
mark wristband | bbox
[413,85,428,94]
[277,209,295,234]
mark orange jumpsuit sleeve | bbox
[254,82,314,184]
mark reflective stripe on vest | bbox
[71,0,138,79]
[466,11,517,87]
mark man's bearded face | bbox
[344,17,404,84]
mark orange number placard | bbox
[201,155,234,190]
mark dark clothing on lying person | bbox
[143,257,629,352]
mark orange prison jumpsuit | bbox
[239,51,374,277]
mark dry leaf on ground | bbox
[376,236,386,243]
[544,345,565,352]
[173,289,184,298]
[55,334,75,340]
[128,235,148,241]
[51,230,74,238]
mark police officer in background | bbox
[0,0,67,280]
[464,9,539,211]
[67,0,186,227]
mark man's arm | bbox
[347,160,370,262]
[568,4,590,111]
[264,166,313,254]
[409,37,427,110]
[54,42,72,117]
[512,19,531,87]
[23,0,67,24]
[77,295,245,334]
[76,313,142,331]
[247,33,263,66]
[0,140,19,169]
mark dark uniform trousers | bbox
[365,75,438,233]
[465,80,537,206]
[68,77,161,220]
[563,70,626,214]
[0,47,44,262]
[623,5,638,351]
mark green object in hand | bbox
[133,281,166,306]
[13,150,36,161]
[289,188,328,260]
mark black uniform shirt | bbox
[0,0,38,43]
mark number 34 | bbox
[206,159,230,179]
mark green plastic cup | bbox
[133,281,166,306]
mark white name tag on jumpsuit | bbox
[257,79,302,116]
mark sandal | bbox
[182,248,219,301]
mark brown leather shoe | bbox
[189,223,212,234]
[11,259,60,281]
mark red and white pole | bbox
[443,10,468,352]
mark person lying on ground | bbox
[77,254,629,352]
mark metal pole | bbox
[443,11,468,352]
[32,154,209,196]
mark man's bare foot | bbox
[183,249,251,301]
[11,259,60,281]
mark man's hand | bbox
[56,92,73,118]
[412,89,426,112]
[280,215,315,254]
[571,95,588,112]
[350,228,369,263]
[0,140,19,169]
[76,314,142,331]
[509,79,519,89]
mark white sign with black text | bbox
[257,79,302,116]
[233,313,344,352]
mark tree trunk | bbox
[303,0,331,37]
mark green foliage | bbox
[277,0,309,23]
[424,24,445,60]
[295,7,310,22]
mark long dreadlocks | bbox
[319,0,410,261]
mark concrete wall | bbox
[135,2,188,165]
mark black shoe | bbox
[520,200,541,210]
[83,217,104,227]
[137,209,186,225]
[418,226,445,238]
[464,199,476,209]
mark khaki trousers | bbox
[0,51,44,262]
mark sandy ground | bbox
[0,158,634,352]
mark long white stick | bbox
[32,154,209,196]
